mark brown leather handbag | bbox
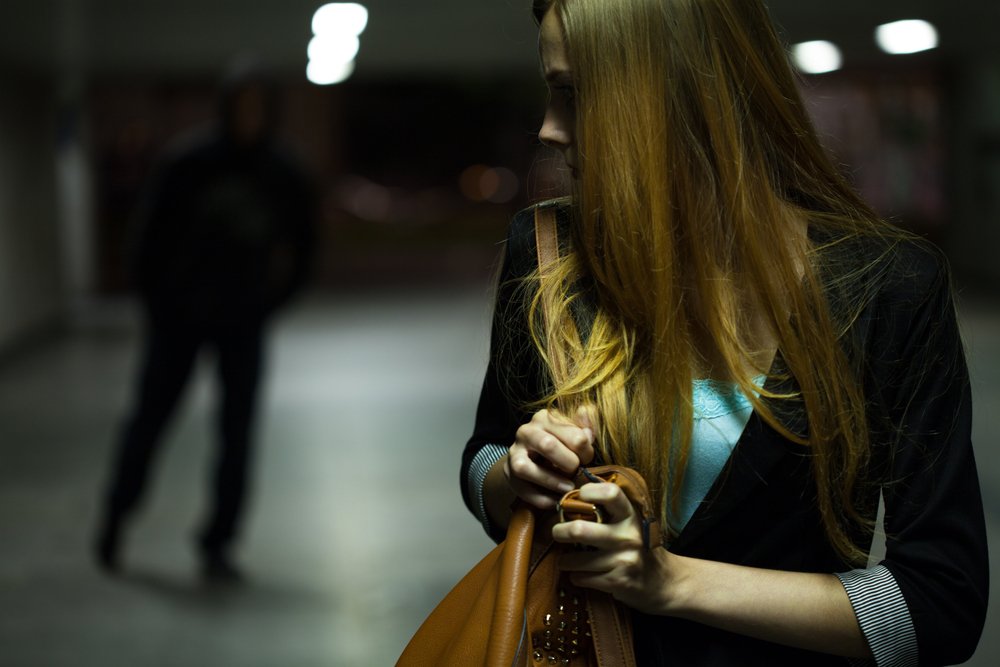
[396,465,662,666]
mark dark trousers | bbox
[102,317,264,555]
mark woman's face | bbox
[538,9,578,178]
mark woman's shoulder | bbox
[869,234,951,308]
[831,232,960,367]
[820,228,951,308]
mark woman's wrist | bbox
[483,455,517,530]
[651,548,694,617]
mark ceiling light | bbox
[306,59,356,86]
[308,3,368,85]
[791,41,843,75]
[875,19,939,55]
[312,3,369,37]
[308,34,361,64]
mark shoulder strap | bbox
[533,205,559,271]
[533,205,560,345]
[533,208,639,667]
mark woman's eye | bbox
[556,86,576,105]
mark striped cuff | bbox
[837,565,918,667]
[466,444,508,534]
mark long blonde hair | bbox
[526,0,902,564]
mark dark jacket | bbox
[133,130,315,329]
[461,206,988,666]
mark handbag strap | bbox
[531,209,665,552]
[588,591,638,667]
[533,207,643,667]
[532,204,570,399]
[533,205,559,272]
[567,467,646,667]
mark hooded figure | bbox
[96,60,316,581]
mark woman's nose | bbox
[538,108,571,150]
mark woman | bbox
[460,1,988,665]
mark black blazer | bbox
[461,207,988,666]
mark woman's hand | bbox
[504,406,596,510]
[553,485,873,658]
[552,481,674,615]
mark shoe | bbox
[94,518,124,574]
[201,552,246,585]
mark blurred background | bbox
[0,0,997,665]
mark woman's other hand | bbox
[552,480,673,614]
[504,406,596,510]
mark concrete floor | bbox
[0,286,997,666]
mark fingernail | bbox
[558,481,574,493]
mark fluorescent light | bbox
[307,3,367,85]
[308,34,360,64]
[306,59,356,86]
[312,3,369,37]
[791,41,843,75]
[875,19,939,55]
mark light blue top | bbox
[673,377,762,530]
